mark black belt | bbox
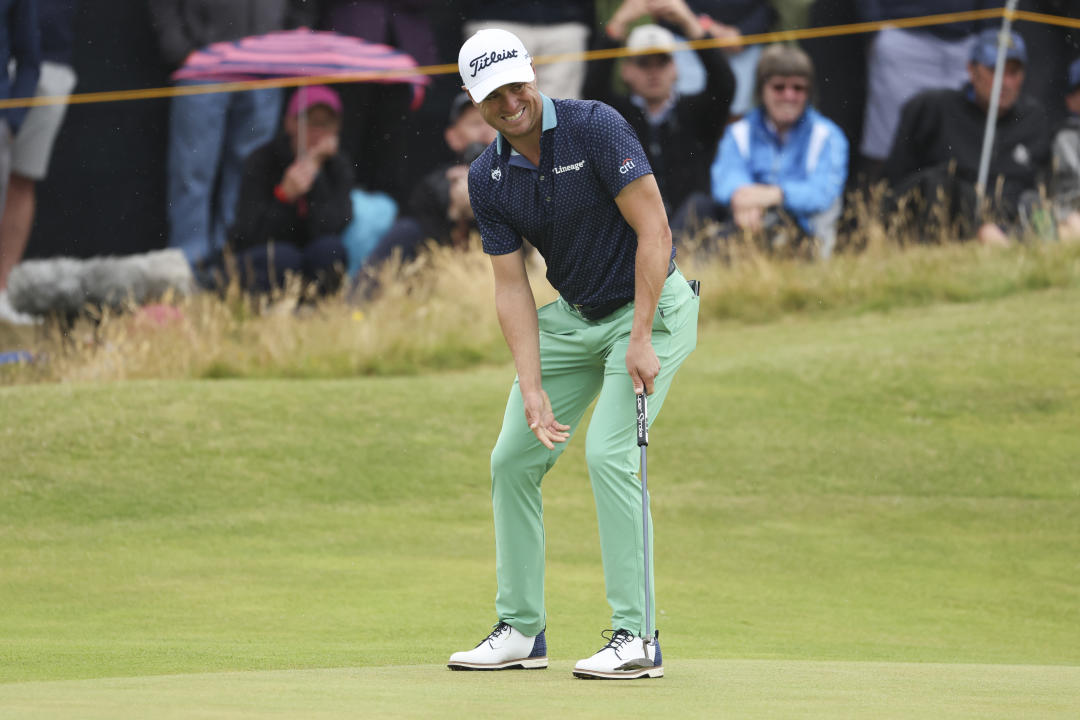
[572,258,677,321]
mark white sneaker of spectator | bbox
[0,289,39,326]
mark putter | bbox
[617,391,655,672]
[637,391,652,660]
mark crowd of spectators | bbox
[2,0,1080,323]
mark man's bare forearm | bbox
[631,226,671,342]
[495,277,542,393]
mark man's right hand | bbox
[522,388,570,450]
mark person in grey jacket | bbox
[148,0,314,271]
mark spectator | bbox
[691,44,848,257]
[1050,58,1080,241]
[857,1,1001,178]
[461,0,595,100]
[228,86,353,295]
[148,0,314,271]
[619,0,778,116]
[319,0,438,206]
[584,0,735,219]
[883,29,1050,245]
[0,0,40,325]
[361,92,497,272]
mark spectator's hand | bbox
[446,165,473,223]
[1058,210,1080,243]
[733,204,765,232]
[731,185,776,232]
[646,0,704,39]
[522,388,570,450]
[306,134,339,164]
[279,157,319,201]
[607,0,649,41]
[626,336,661,396]
[976,222,1011,247]
[706,21,743,55]
[733,184,783,209]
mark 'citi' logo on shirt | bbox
[618,157,636,174]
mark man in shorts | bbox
[0,0,42,325]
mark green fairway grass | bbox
[2,287,1078,717]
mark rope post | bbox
[975,0,1021,220]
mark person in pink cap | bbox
[225,85,354,294]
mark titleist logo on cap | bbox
[469,48,520,78]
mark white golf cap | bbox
[625,24,678,55]
[459,28,536,103]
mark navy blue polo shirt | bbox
[469,94,663,308]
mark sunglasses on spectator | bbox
[632,54,673,69]
[767,81,809,94]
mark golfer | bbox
[447,29,698,680]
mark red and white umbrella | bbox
[173,29,431,110]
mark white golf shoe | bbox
[448,621,548,670]
[572,629,663,679]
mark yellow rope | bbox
[0,7,1064,111]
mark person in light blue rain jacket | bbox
[707,43,848,257]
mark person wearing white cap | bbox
[446,28,700,679]
[583,0,735,220]
[461,1,593,100]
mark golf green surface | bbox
[3,661,1078,719]
[2,287,1078,718]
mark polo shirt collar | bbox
[496,92,558,157]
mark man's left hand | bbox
[626,336,660,395]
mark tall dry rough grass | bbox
[3,242,553,384]
[2,221,1078,384]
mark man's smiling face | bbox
[474,80,543,142]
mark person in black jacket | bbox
[584,0,735,219]
[149,0,314,271]
[229,86,353,294]
[884,28,1049,245]
[360,93,497,270]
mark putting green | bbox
[1,660,1077,719]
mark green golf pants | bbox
[490,268,699,638]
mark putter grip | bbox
[636,393,648,447]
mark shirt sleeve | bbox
[469,159,522,255]
[585,101,652,199]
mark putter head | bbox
[614,637,656,671]
[616,657,655,671]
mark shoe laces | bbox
[476,621,512,649]
[599,628,637,652]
